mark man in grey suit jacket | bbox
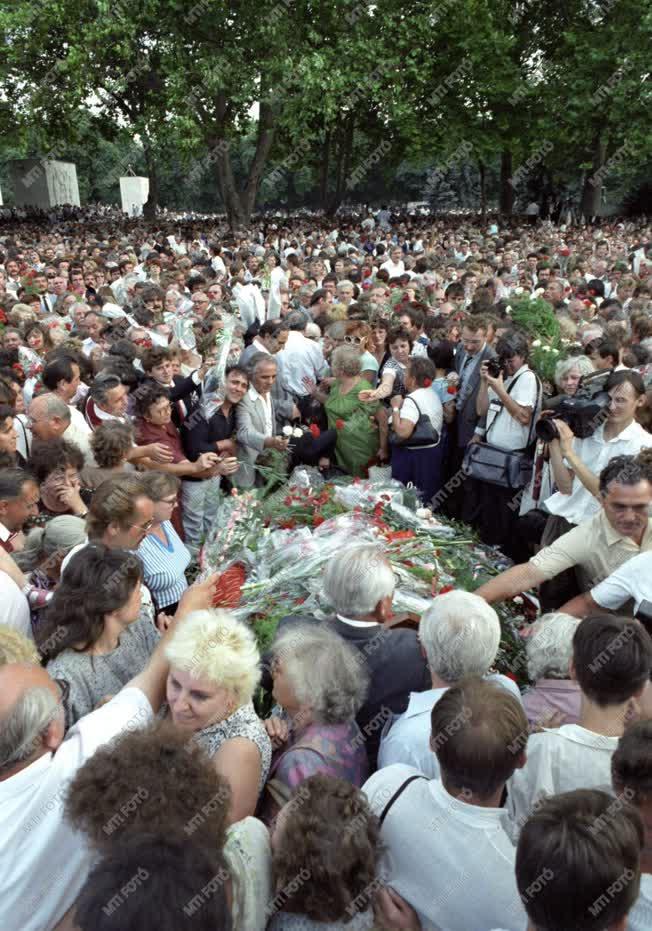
[236,355,289,487]
[444,317,495,518]
[240,329,298,423]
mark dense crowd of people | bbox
[0,206,652,930]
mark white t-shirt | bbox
[507,724,618,840]
[545,420,652,525]
[400,389,443,438]
[380,258,405,277]
[64,406,96,466]
[486,365,539,451]
[363,765,526,931]
[591,550,652,613]
[0,572,31,639]
[0,688,153,931]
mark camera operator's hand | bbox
[480,362,504,393]
[552,419,575,457]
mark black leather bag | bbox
[390,397,440,448]
[462,371,540,489]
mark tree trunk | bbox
[580,134,608,219]
[318,131,331,210]
[499,149,514,216]
[142,140,159,221]
[210,99,276,229]
[478,158,487,222]
[326,115,355,216]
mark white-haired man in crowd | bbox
[378,590,522,776]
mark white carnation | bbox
[542,346,551,352]
[293,427,304,438]
[282,425,294,436]
[532,339,542,348]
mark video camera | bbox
[535,370,611,443]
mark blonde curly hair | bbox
[0,625,40,666]
[165,610,261,707]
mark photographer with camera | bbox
[543,370,651,528]
[464,330,540,548]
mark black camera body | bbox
[535,370,611,443]
[485,358,505,379]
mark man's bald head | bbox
[0,664,64,777]
[28,393,71,441]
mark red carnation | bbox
[309,423,321,438]
[437,584,454,595]
[313,514,325,527]
[335,419,345,430]
[447,385,457,395]
[423,377,432,388]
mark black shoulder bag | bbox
[462,371,541,490]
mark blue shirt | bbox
[138,521,190,610]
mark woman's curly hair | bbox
[272,774,382,922]
[65,719,231,851]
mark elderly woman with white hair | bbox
[522,612,581,728]
[378,590,522,778]
[260,623,370,822]
[164,609,272,824]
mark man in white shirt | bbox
[468,330,540,549]
[543,370,651,534]
[0,576,215,931]
[42,355,95,466]
[276,312,327,398]
[379,246,405,278]
[379,591,522,775]
[364,678,528,931]
[507,615,652,837]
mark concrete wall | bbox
[10,159,80,207]
[120,176,149,216]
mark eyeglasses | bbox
[344,335,363,344]
[160,496,177,505]
[130,519,154,533]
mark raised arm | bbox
[475,562,545,604]
[127,574,218,712]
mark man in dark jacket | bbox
[443,315,495,519]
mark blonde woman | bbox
[164,609,272,824]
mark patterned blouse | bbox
[268,720,369,794]
[193,702,272,793]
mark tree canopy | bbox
[1,0,650,225]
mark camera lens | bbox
[535,418,559,443]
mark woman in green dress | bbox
[320,345,387,477]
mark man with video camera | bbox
[464,330,541,548]
[536,369,652,604]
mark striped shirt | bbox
[138,521,190,610]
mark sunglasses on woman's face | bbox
[344,335,363,345]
